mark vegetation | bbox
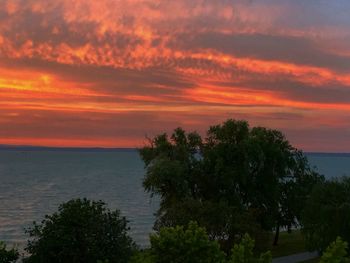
[302,178,350,252]
[132,222,271,263]
[24,198,135,263]
[229,234,271,263]
[320,237,350,263]
[139,119,322,250]
[3,119,344,262]
[149,221,225,263]
[0,241,18,263]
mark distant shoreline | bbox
[0,145,349,156]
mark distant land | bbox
[0,144,349,156]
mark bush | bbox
[144,223,271,263]
[24,198,135,263]
[320,237,350,263]
[229,234,271,263]
[302,178,350,252]
[0,241,19,263]
[149,221,226,263]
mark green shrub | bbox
[229,234,272,263]
[24,198,135,263]
[150,221,226,263]
[0,241,19,263]
[302,178,350,252]
[320,237,350,263]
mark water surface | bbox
[0,149,349,248]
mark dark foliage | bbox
[24,198,135,263]
[302,178,350,252]
[0,241,19,263]
[139,119,322,249]
[149,222,226,263]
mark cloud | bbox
[0,0,349,151]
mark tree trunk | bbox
[273,224,280,246]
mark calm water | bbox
[0,150,349,249]
[0,150,157,248]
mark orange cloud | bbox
[0,0,349,151]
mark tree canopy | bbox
[135,222,271,263]
[302,178,350,252]
[139,119,322,248]
[24,198,135,263]
[149,221,226,263]
[320,237,350,263]
[229,234,271,263]
[0,241,18,263]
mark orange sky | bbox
[1,0,350,152]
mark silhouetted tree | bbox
[24,198,135,263]
[140,119,322,249]
[302,178,350,252]
[0,241,18,263]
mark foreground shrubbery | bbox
[320,237,350,263]
[3,197,350,262]
[0,241,18,263]
[20,201,273,263]
[24,198,135,263]
[131,222,271,263]
[302,178,350,253]
[149,222,226,263]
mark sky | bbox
[0,0,350,152]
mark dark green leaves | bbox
[140,119,322,249]
[24,198,135,263]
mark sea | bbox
[0,148,349,249]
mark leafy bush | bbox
[320,237,350,263]
[24,198,135,263]
[149,221,226,263]
[302,178,350,252]
[148,222,271,263]
[229,234,271,263]
[0,241,19,263]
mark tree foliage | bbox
[24,198,135,263]
[302,178,350,252]
[229,234,271,263]
[135,223,271,263]
[149,221,226,263]
[0,241,18,263]
[140,119,322,248]
[320,237,350,263]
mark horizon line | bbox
[0,144,349,155]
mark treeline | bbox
[1,119,350,262]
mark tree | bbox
[229,234,271,263]
[24,198,135,263]
[320,237,350,263]
[302,178,350,252]
[0,241,18,263]
[137,223,271,263]
[140,119,322,249]
[149,221,226,263]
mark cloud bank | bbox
[0,0,350,151]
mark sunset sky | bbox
[0,0,350,152]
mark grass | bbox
[270,230,307,258]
